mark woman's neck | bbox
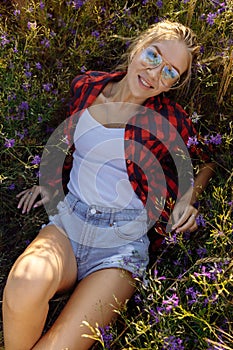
[105,77,147,106]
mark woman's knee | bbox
[4,251,60,311]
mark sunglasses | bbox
[140,46,180,88]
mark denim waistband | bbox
[65,192,147,224]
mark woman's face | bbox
[126,39,190,100]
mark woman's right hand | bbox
[16,185,51,214]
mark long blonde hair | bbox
[117,20,200,89]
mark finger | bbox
[172,206,198,230]
[21,191,35,214]
[175,215,197,233]
[172,211,190,230]
[17,191,32,209]
[18,187,39,213]
[16,189,30,198]
[24,187,42,213]
[33,196,49,208]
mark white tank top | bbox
[67,109,144,209]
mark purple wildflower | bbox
[162,293,179,312]
[149,308,160,323]
[24,71,32,78]
[156,0,163,8]
[13,9,21,16]
[185,287,200,305]
[4,138,15,148]
[142,0,149,4]
[98,326,113,349]
[40,1,45,9]
[194,265,211,279]
[154,269,166,280]
[1,34,10,46]
[31,155,41,165]
[134,294,142,304]
[80,65,87,73]
[196,214,206,227]
[8,183,16,190]
[16,129,28,140]
[196,246,207,258]
[91,30,100,38]
[165,233,178,245]
[19,101,29,111]
[27,21,37,30]
[43,83,53,92]
[22,83,31,91]
[209,133,222,145]
[187,136,199,148]
[74,0,85,9]
[41,38,50,48]
[35,62,42,70]
[200,13,206,20]
[200,45,205,54]
[206,12,217,25]
[162,336,184,350]
[7,93,16,101]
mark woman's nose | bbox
[146,65,162,82]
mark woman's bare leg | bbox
[33,268,135,350]
[3,225,78,350]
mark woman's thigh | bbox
[6,224,78,299]
[33,267,135,350]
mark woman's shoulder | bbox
[146,94,188,119]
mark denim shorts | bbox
[46,192,150,281]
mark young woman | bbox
[3,20,215,350]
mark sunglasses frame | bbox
[140,46,181,88]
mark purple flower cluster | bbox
[31,155,41,165]
[98,325,113,349]
[40,38,50,48]
[43,83,53,92]
[162,335,184,350]
[204,133,222,145]
[185,286,201,305]
[162,293,179,312]
[196,214,206,227]
[4,138,15,148]
[1,33,10,46]
[201,1,227,26]
[194,262,225,282]
[156,0,163,8]
[67,0,86,9]
[187,136,199,148]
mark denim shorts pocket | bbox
[113,213,148,241]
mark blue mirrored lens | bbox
[162,65,180,85]
[141,48,162,67]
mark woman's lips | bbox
[138,75,154,89]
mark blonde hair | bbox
[117,20,200,89]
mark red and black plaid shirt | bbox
[44,71,212,251]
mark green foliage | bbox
[0,0,232,349]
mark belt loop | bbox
[66,192,79,214]
[109,212,115,227]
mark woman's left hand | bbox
[171,202,198,233]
